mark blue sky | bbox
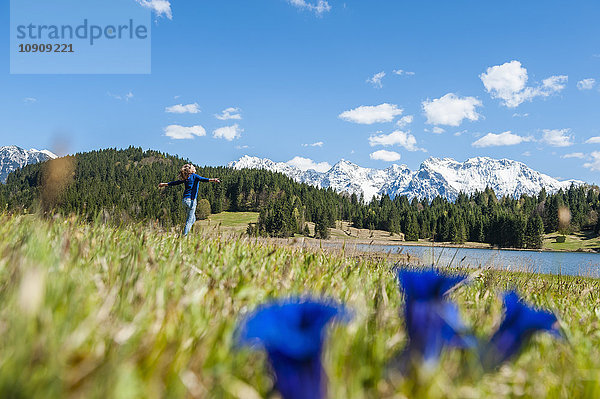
[2,0,600,184]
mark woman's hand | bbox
[158,183,168,188]
[210,178,221,183]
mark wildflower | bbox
[237,298,348,399]
[397,269,475,367]
[481,291,560,369]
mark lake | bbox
[348,243,600,277]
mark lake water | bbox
[347,243,600,277]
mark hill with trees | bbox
[1,147,598,249]
[0,147,348,230]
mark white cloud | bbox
[302,141,324,147]
[215,107,242,120]
[23,97,37,103]
[339,103,403,124]
[213,124,243,141]
[165,103,200,114]
[108,91,134,101]
[542,75,568,92]
[585,136,600,144]
[370,150,401,162]
[578,79,596,90]
[287,0,331,15]
[368,130,421,151]
[136,0,172,19]
[366,71,385,88]
[286,156,331,172]
[561,152,585,159]
[164,125,206,140]
[512,112,529,118]
[584,152,600,171]
[480,60,567,107]
[480,61,526,104]
[471,131,533,148]
[577,78,596,90]
[396,115,413,128]
[432,127,445,134]
[522,151,532,157]
[422,93,481,126]
[235,145,250,150]
[393,69,415,76]
[541,129,574,147]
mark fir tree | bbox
[524,215,544,249]
[404,214,419,241]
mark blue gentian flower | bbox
[237,298,348,399]
[397,269,475,367]
[481,291,560,369]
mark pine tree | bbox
[315,219,330,239]
[196,199,212,220]
[404,214,419,241]
[524,215,544,249]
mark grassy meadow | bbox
[196,212,259,233]
[2,212,600,398]
[543,231,600,252]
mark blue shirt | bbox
[168,173,209,201]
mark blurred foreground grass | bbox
[1,213,600,398]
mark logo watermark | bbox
[10,0,152,74]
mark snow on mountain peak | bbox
[229,154,584,202]
[0,145,57,183]
[31,148,58,159]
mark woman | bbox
[159,164,220,236]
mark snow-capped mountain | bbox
[228,155,583,201]
[0,145,57,183]
[393,157,581,201]
[230,155,412,199]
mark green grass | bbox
[2,213,600,398]
[544,231,600,252]
[196,211,259,232]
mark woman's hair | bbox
[179,164,197,180]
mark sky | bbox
[2,0,600,184]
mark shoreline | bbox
[304,236,600,254]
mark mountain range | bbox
[0,145,57,183]
[229,155,583,201]
[0,146,584,202]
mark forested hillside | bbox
[1,147,599,248]
[355,186,600,248]
[0,147,350,228]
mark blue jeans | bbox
[182,198,197,236]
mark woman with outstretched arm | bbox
[158,164,220,236]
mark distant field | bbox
[203,213,600,253]
[544,231,600,252]
[195,211,259,233]
[2,213,600,397]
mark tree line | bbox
[1,147,598,248]
[0,147,347,229]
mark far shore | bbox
[277,236,600,254]
[198,212,600,254]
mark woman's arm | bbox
[158,180,184,188]
[193,174,220,183]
